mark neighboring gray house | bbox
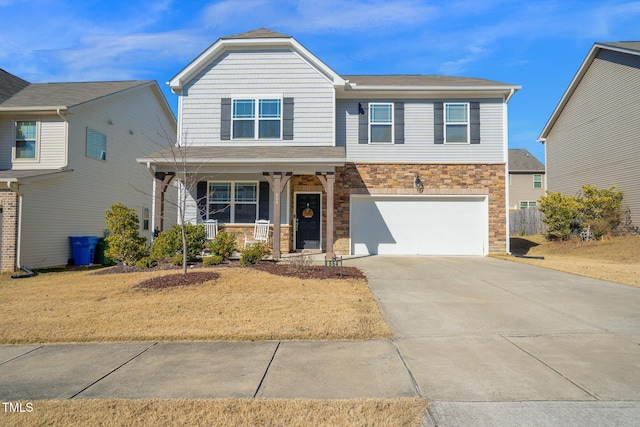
[140,28,520,257]
[0,71,177,271]
[538,42,640,226]
[508,148,545,210]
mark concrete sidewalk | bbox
[2,256,640,426]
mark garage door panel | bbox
[351,196,486,256]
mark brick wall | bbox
[332,163,507,255]
[0,189,18,272]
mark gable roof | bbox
[508,149,545,173]
[0,80,152,111]
[538,41,640,141]
[222,28,291,39]
[0,69,30,104]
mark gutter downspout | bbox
[7,182,23,270]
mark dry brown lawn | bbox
[0,267,392,344]
[501,234,640,287]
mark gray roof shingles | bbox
[142,146,345,163]
[0,69,30,104]
[509,149,545,173]
[344,74,517,87]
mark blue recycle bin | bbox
[69,236,99,266]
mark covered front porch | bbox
[138,146,345,259]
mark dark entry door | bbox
[296,193,321,250]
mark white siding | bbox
[18,87,177,268]
[180,49,335,146]
[337,99,505,163]
[0,117,67,170]
[546,49,640,225]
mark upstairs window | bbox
[369,103,393,143]
[15,120,37,159]
[445,103,469,144]
[533,174,543,189]
[520,201,537,209]
[232,98,281,139]
[87,128,107,160]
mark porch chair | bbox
[244,219,270,248]
[204,219,218,240]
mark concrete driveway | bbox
[347,256,640,426]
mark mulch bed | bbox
[93,260,365,289]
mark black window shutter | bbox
[259,182,270,220]
[434,102,444,144]
[470,102,480,144]
[196,181,208,220]
[283,97,294,140]
[220,98,231,140]
[358,102,369,144]
[394,102,404,144]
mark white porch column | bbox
[153,172,175,233]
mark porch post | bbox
[316,172,335,257]
[153,172,174,232]
[263,172,292,259]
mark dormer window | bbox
[232,98,282,139]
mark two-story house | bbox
[139,28,520,257]
[0,70,176,272]
[508,148,545,210]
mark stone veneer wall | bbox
[332,163,507,255]
[0,189,18,272]
[220,224,291,254]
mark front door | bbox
[295,193,321,250]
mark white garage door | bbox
[350,195,487,255]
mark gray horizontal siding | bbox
[337,99,505,162]
[180,49,335,145]
[0,117,66,170]
[546,49,640,225]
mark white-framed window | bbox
[444,103,469,144]
[208,181,259,223]
[520,201,537,209]
[87,128,106,160]
[142,207,150,231]
[369,102,393,143]
[232,98,281,139]
[533,174,542,189]
[14,120,38,159]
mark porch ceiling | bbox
[137,146,346,173]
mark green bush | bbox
[207,231,237,260]
[240,242,271,266]
[135,256,157,269]
[203,255,223,266]
[538,185,624,240]
[104,203,147,265]
[150,223,206,263]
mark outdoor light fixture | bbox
[108,119,113,125]
[414,173,424,193]
[358,102,365,115]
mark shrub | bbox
[203,255,223,266]
[240,242,271,266]
[135,256,157,269]
[207,231,237,260]
[538,191,580,240]
[104,203,147,265]
[150,223,206,263]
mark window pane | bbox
[446,104,468,123]
[87,129,106,160]
[370,104,392,123]
[209,183,231,202]
[235,203,257,223]
[446,124,468,143]
[210,204,231,223]
[258,120,281,138]
[235,183,257,202]
[370,124,392,143]
[233,100,254,118]
[259,99,281,118]
[15,141,36,158]
[233,120,255,138]
[16,121,36,139]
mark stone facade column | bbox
[0,189,19,272]
[316,172,335,257]
[263,172,292,259]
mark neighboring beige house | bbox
[508,148,545,210]
[0,70,177,271]
[140,28,520,257]
[538,42,640,226]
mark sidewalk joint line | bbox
[391,339,425,399]
[253,341,280,398]
[0,345,44,366]
[68,342,158,399]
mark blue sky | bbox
[2,0,639,163]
